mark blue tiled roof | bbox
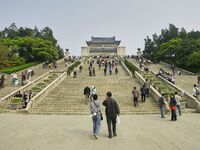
[86,36,121,46]
[91,36,116,43]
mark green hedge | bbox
[144,72,173,96]
[10,97,23,104]
[124,59,138,75]
[67,61,81,76]
[0,62,39,74]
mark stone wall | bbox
[117,47,126,57]
[81,46,126,57]
[81,47,90,56]
[90,51,117,56]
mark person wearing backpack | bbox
[90,94,101,139]
[103,92,120,138]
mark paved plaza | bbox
[0,114,200,150]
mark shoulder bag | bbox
[93,101,103,121]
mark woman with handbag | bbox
[169,93,177,121]
[90,94,101,139]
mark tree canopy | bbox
[143,24,200,73]
[0,23,64,69]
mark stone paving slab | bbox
[0,114,199,150]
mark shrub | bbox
[37,82,47,88]
[10,97,23,104]
[124,59,138,75]
[31,86,43,92]
[67,61,81,76]
[0,62,39,74]
[43,79,51,83]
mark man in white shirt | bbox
[193,84,200,99]
[175,92,182,116]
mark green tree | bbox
[0,42,9,69]
[40,27,57,46]
[187,51,200,68]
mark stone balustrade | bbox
[119,57,132,77]
[159,61,196,75]
[0,72,50,108]
[25,72,67,112]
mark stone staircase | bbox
[31,60,160,115]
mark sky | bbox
[0,0,200,55]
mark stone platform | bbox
[0,114,199,150]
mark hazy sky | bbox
[0,0,200,55]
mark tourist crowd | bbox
[11,68,35,87]
[87,57,119,77]
[157,68,175,84]
[14,90,32,108]
[158,92,182,121]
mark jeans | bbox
[176,105,181,116]
[106,116,117,137]
[92,114,101,135]
[12,78,16,84]
[160,106,165,118]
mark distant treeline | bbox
[143,24,200,73]
[0,23,64,70]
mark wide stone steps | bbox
[31,59,160,114]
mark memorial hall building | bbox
[81,36,126,56]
